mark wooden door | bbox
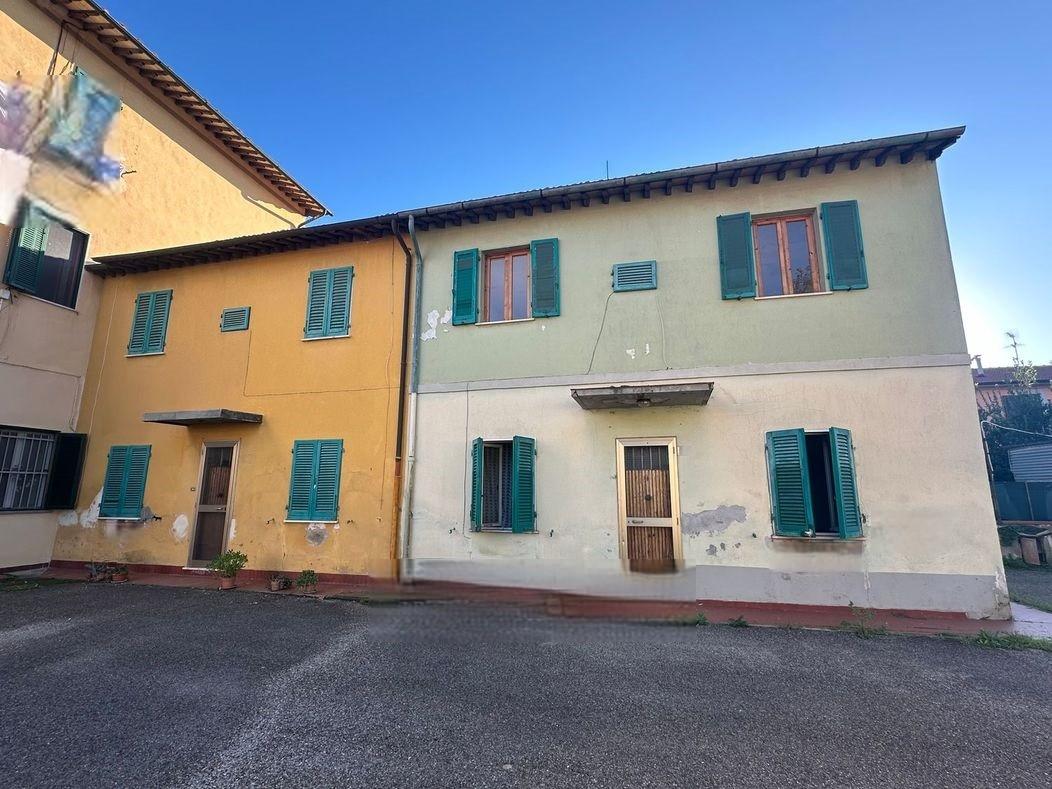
[617,439,682,573]
[189,443,236,566]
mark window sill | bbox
[10,291,80,313]
[771,535,866,543]
[474,528,538,534]
[301,334,350,342]
[284,519,339,524]
[126,351,165,358]
[99,516,145,522]
[755,291,833,301]
[475,318,535,327]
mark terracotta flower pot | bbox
[219,575,236,590]
[302,584,317,595]
[111,572,128,584]
[269,579,283,592]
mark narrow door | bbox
[189,443,236,566]
[617,439,682,573]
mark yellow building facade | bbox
[54,229,407,581]
[1,0,321,570]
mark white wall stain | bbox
[79,489,103,529]
[171,514,190,542]
[305,522,328,547]
[421,309,440,341]
[440,308,452,324]
[645,342,651,355]
[229,518,237,541]
[625,348,636,359]
[57,510,78,527]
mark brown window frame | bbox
[751,213,823,297]
[482,247,531,323]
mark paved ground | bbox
[1007,566,1052,612]
[1,585,1050,788]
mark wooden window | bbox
[3,201,88,309]
[752,214,822,297]
[469,435,536,533]
[99,445,151,519]
[483,248,530,322]
[286,439,343,522]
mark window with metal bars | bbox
[0,429,56,510]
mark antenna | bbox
[605,160,609,179]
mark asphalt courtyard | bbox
[2,584,1050,788]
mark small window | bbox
[99,445,151,519]
[127,290,172,356]
[483,248,530,322]
[286,439,343,521]
[752,214,822,297]
[0,428,56,510]
[470,435,536,533]
[766,427,861,539]
[304,267,353,338]
[3,201,88,309]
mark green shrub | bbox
[296,569,318,588]
[208,550,248,577]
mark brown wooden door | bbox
[189,444,235,565]
[621,443,677,573]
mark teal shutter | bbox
[304,270,329,337]
[765,429,814,537]
[530,238,560,317]
[220,306,250,332]
[829,428,862,538]
[470,437,484,531]
[144,290,171,353]
[287,441,316,520]
[509,435,536,533]
[717,213,756,299]
[100,444,150,518]
[127,293,151,354]
[4,205,49,294]
[612,260,657,292]
[312,439,343,521]
[820,200,868,290]
[326,267,353,336]
[99,446,128,517]
[451,249,479,325]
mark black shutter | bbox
[45,433,87,510]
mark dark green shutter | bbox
[829,428,862,538]
[765,429,814,537]
[287,441,316,520]
[530,238,560,317]
[717,213,756,299]
[127,293,151,353]
[304,270,329,337]
[144,290,171,353]
[313,439,343,521]
[99,446,127,517]
[4,205,49,294]
[326,267,353,336]
[452,249,479,325]
[470,437,483,531]
[510,435,536,533]
[820,200,868,290]
[45,433,87,510]
[100,444,150,518]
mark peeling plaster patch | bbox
[305,522,328,547]
[79,489,103,528]
[421,310,440,341]
[440,308,452,324]
[625,348,636,359]
[103,521,118,538]
[541,324,546,331]
[57,510,78,527]
[229,518,237,541]
[682,505,747,535]
[706,544,718,556]
[171,514,190,542]
[645,343,651,355]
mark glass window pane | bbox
[486,256,505,321]
[786,219,815,294]
[511,253,529,319]
[35,221,84,308]
[754,223,783,297]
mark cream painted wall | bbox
[408,363,1009,618]
[414,160,966,385]
[0,1,310,569]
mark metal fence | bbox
[994,481,1052,522]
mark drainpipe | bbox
[396,214,425,581]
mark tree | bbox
[977,332,1052,481]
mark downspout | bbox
[396,214,425,582]
[391,219,414,582]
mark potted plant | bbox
[87,563,111,583]
[268,573,290,592]
[110,564,129,584]
[296,569,318,595]
[208,550,248,590]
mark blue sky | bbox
[106,0,1050,365]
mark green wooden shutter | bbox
[717,213,756,299]
[99,446,128,517]
[829,427,862,538]
[470,437,483,531]
[304,270,329,337]
[4,205,49,294]
[127,293,151,354]
[220,306,251,332]
[287,440,316,520]
[510,435,536,533]
[451,249,479,325]
[820,200,868,290]
[530,238,560,317]
[326,267,353,336]
[121,445,151,518]
[765,429,814,537]
[144,290,172,353]
[612,260,657,292]
[313,439,343,521]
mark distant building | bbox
[973,365,1052,408]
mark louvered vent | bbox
[612,260,657,292]
[220,306,251,332]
